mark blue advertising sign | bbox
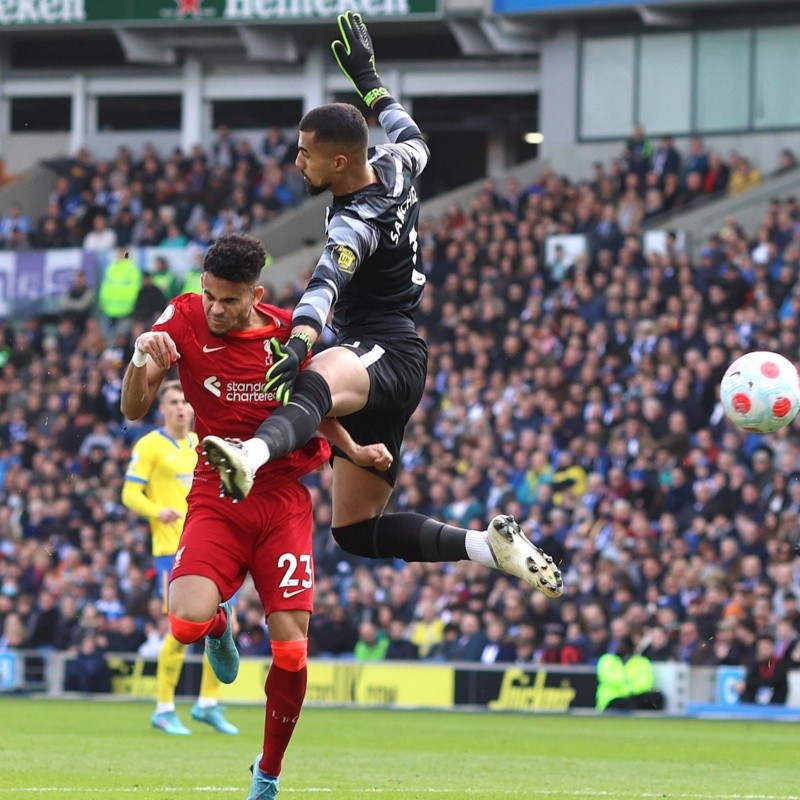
[0,651,20,691]
[493,0,706,13]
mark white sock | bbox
[195,697,218,709]
[156,702,175,714]
[243,438,270,471]
[465,530,497,569]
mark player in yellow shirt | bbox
[122,380,238,736]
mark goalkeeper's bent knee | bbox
[332,517,380,558]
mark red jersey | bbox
[152,293,330,491]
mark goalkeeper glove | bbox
[264,333,311,406]
[331,10,390,109]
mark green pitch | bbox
[0,698,799,799]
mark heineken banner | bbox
[0,0,439,27]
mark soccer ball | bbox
[720,351,800,433]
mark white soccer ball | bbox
[720,351,800,433]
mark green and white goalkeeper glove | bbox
[331,10,390,109]
[264,333,310,406]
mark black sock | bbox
[332,512,469,562]
[255,371,332,460]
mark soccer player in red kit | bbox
[120,232,390,800]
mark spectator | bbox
[623,124,652,181]
[353,621,389,661]
[681,137,709,187]
[0,202,32,249]
[148,256,181,301]
[651,136,681,186]
[132,273,168,325]
[97,249,142,334]
[727,154,763,197]
[384,618,419,660]
[64,632,111,693]
[479,618,516,664]
[83,213,118,251]
[703,152,730,195]
[773,148,798,176]
[595,638,665,711]
[734,632,794,705]
[409,599,445,659]
[59,270,95,331]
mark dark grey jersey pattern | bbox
[292,102,430,340]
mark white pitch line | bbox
[0,792,796,798]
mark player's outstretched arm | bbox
[121,331,179,420]
[331,11,428,168]
[317,418,393,472]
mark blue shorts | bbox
[155,555,175,600]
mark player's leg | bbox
[328,423,563,596]
[247,482,314,800]
[168,493,252,685]
[202,345,368,500]
[169,574,239,685]
[247,610,310,800]
[152,555,191,735]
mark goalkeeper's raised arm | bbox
[332,10,428,173]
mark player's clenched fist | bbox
[133,331,180,370]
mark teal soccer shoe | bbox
[247,754,279,800]
[151,710,191,735]
[205,601,240,684]
[191,702,240,735]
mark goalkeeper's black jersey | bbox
[292,101,430,340]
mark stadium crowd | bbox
[1,129,800,695]
[0,124,303,253]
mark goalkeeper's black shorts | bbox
[329,333,427,486]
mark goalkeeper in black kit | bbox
[203,2,562,658]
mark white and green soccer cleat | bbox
[202,436,254,501]
[486,515,563,598]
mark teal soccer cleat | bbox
[151,710,191,735]
[205,601,240,684]
[191,702,240,735]
[247,754,279,800]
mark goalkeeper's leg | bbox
[330,459,563,598]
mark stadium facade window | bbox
[695,30,751,133]
[754,26,800,129]
[638,33,691,136]
[212,100,303,130]
[97,95,181,132]
[579,24,800,140]
[579,36,635,138]
[10,97,71,132]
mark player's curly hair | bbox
[203,232,266,285]
[300,102,368,150]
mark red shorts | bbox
[171,475,314,616]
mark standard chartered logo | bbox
[226,380,274,402]
[204,375,275,402]
[203,376,222,397]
